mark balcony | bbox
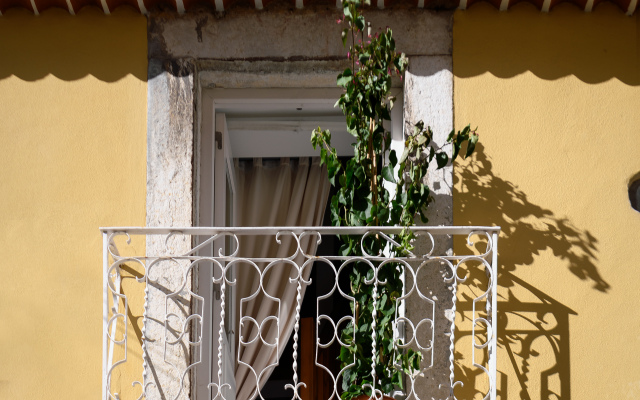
[102,226,499,400]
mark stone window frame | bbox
[144,10,455,399]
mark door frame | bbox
[194,96,240,400]
[192,87,404,399]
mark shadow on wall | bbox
[0,7,147,82]
[454,2,640,86]
[453,144,608,400]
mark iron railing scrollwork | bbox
[101,226,499,400]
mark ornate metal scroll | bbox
[101,226,499,400]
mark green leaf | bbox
[389,149,397,167]
[381,165,395,183]
[358,51,370,65]
[452,141,460,161]
[400,192,408,206]
[343,5,352,19]
[342,368,352,391]
[354,165,366,182]
[337,76,351,88]
[338,189,347,206]
[337,68,353,87]
[436,152,448,169]
[461,124,471,137]
[399,148,409,163]
[379,105,391,120]
[465,133,479,159]
[412,352,421,369]
[413,123,422,136]
[377,207,389,222]
[340,241,353,256]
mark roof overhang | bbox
[0,0,636,16]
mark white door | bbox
[196,93,237,400]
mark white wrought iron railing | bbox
[101,226,499,400]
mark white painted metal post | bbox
[490,232,499,400]
[102,231,109,400]
[107,265,121,392]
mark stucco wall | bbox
[0,8,147,399]
[453,3,640,400]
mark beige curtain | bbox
[234,157,330,400]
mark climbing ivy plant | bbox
[311,1,479,399]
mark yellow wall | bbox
[0,8,147,399]
[454,3,640,400]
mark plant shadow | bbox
[451,143,608,400]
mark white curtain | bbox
[233,157,330,400]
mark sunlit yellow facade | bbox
[0,8,147,399]
[454,3,640,399]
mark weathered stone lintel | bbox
[198,60,349,89]
[148,9,452,62]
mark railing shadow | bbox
[453,143,608,400]
[455,272,576,400]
